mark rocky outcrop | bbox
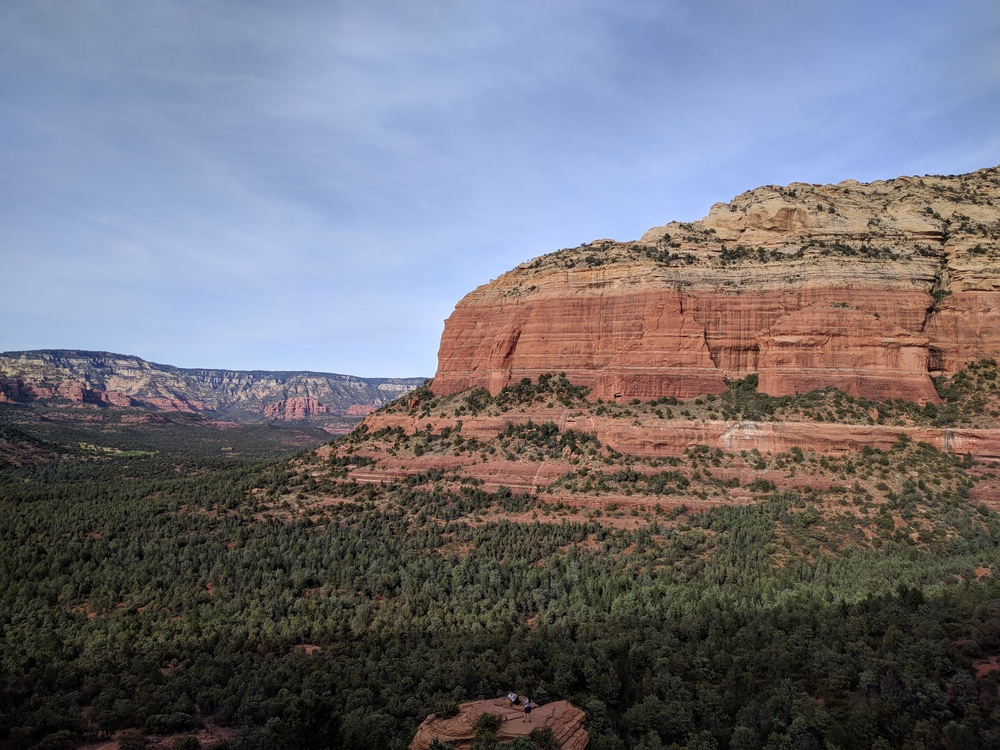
[345,403,378,416]
[0,350,424,423]
[434,167,1000,404]
[263,397,330,420]
[0,378,139,408]
[361,410,1000,461]
[409,698,588,750]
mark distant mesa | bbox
[432,165,1000,405]
[0,349,424,428]
[409,698,588,750]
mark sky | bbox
[2,1,999,377]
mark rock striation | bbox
[409,698,588,750]
[434,167,1000,403]
[360,410,1000,462]
[262,397,330,420]
[0,350,424,424]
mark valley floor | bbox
[4,370,1000,749]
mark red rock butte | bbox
[433,167,1000,404]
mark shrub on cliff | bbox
[528,726,560,750]
[718,375,776,421]
[471,713,505,750]
[433,701,460,719]
[494,373,590,409]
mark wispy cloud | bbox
[2,0,998,374]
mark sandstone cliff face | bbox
[263,397,329,420]
[0,378,140,408]
[757,304,937,402]
[0,350,423,422]
[434,167,1000,403]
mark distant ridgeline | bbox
[0,349,424,424]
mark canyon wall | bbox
[0,350,423,422]
[434,167,1000,403]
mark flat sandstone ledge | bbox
[409,698,588,750]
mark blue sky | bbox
[2,1,998,377]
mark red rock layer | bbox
[409,698,588,750]
[362,411,1000,461]
[345,403,378,416]
[757,305,938,401]
[264,397,330,420]
[434,281,941,402]
[432,167,1000,404]
[436,289,727,400]
[0,378,137,408]
[140,396,210,413]
[924,291,1000,373]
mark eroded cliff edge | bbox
[434,167,1000,403]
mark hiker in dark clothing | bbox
[522,697,532,722]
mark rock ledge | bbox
[409,698,588,750]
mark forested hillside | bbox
[3,371,1000,749]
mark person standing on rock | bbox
[522,697,532,723]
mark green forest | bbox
[3,379,1000,750]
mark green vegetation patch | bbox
[4,439,1000,749]
[6,364,1000,749]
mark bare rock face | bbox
[757,304,938,401]
[436,282,726,400]
[409,698,588,750]
[0,377,140,408]
[263,397,330,420]
[345,403,378,416]
[434,167,1000,403]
